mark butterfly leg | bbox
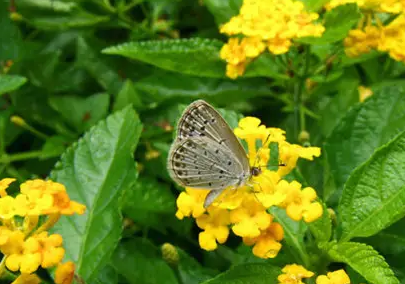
[245,181,265,205]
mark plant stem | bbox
[0,257,6,278]
[294,46,311,140]
[0,150,43,164]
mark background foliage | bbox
[2,0,405,283]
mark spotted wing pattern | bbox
[168,136,245,189]
[167,100,251,208]
[176,100,249,171]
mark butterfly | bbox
[167,100,262,208]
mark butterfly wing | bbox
[175,100,250,173]
[168,136,247,190]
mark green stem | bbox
[294,46,311,140]
[5,165,25,181]
[0,256,6,278]
[0,150,43,164]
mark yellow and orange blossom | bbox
[278,264,314,284]
[175,117,322,259]
[219,0,325,78]
[0,178,85,284]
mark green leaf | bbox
[77,37,124,95]
[103,38,226,78]
[325,83,405,199]
[203,0,242,25]
[301,0,330,11]
[177,247,217,284]
[318,76,359,138]
[307,201,332,242]
[365,218,405,256]
[26,10,110,30]
[133,69,274,105]
[0,106,22,151]
[244,53,289,80]
[40,136,68,159]
[113,79,143,111]
[339,130,405,241]
[49,106,143,282]
[298,4,360,45]
[49,93,110,133]
[122,177,177,232]
[202,263,281,284]
[93,264,118,284]
[268,207,309,266]
[0,0,22,61]
[122,177,175,214]
[18,0,76,12]
[11,86,76,138]
[24,50,62,89]
[320,241,399,284]
[111,238,178,284]
[0,74,27,96]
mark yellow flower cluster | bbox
[278,264,352,284]
[328,1,405,62]
[175,117,322,259]
[0,178,85,284]
[219,0,325,79]
[326,0,405,14]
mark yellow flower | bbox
[0,229,25,255]
[267,38,292,55]
[254,170,287,208]
[6,232,65,273]
[212,187,249,210]
[344,26,381,57]
[326,0,405,13]
[230,197,272,238]
[378,14,405,62]
[234,117,268,165]
[220,37,265,79]
[316,269,351,284]
[4,230,40,274]
[339,2,405,62]
[278,143,321,177]
[173,116,322,257]
[278,264,314,284]
[243,222,284,259]
[11,273,41,284]
[0,196,18,219]
[175,188,207,219]
[55,261,75,284]
[13,193,53,217]
[0,178,16,197]
[219,0,324,78]
[279,181,323,222]
[29,232,65,268]
[20,179,86,215]
[226,63,246,79]
[358,86,373,102]
[196,207,230,251]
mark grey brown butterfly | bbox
[167,100,261,208]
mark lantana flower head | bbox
[0,178,85,283]
[332,0,405,62]
[219,0,325,78]
[316,269,351,284]
[175,116,322,259]
[197,207,230,250]
[243,222,284,259]
[278,264,314,284]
